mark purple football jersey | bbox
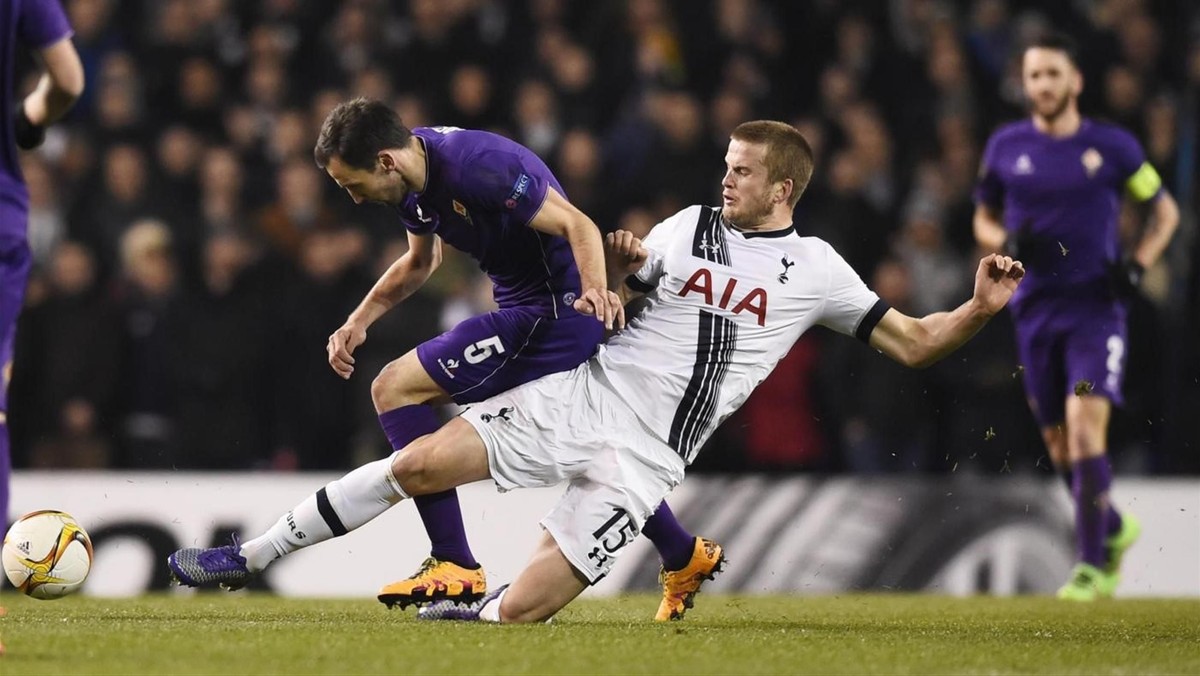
[974,119,1156,305]
[2,0,72,229]
[394,126,581,315]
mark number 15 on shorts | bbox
[465,336,506,364]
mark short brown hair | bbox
[314,97,413,170]
[730,121,815,207]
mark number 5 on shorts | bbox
[464,336,506,364]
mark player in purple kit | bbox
[169,98,723,620]
[974,33,1179,601]
[1,0,83,532]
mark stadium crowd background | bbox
[8,0,1197,476]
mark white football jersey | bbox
[595,205,887,464]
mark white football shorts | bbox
[461,361,686,583]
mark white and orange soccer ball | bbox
[3,510,93,599]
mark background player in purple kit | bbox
[1,0,84,532]
[973,33,1179,601]
[170,98,723,621]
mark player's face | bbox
[721,140,777,227]
[1022,48,1081,122]
[324,155,408,205]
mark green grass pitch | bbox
[3,593,1198,674]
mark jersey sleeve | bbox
[817,241,888,341]
[973,132,1004,209]
[393,195,439,235]
[460,149,551,227]
[19,0,73,49]
[1110,129,1163,202]
[627,206,693,291]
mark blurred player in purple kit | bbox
[169,98,722,620]
[974,33,1179,600]
[1,0,84,532]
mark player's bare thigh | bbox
[371,349,454,412]
[390,417,491,495]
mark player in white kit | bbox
[170,121,1023,623]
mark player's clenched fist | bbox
[974,254,1025,315]
[605,230,648,273]
[327,323,367,379]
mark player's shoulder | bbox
[417,126,522,159]
[657,204,712,232]
[986,118,1037,146]
[1082,118,1140,149]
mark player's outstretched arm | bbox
[327,232,441,379]
[528,188,624,330]
[868,254,1024,369]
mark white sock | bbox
[478,587,507,623]
[240,453,408,572]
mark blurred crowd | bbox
[9,0,1198,475]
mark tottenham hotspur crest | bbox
[480,407,513,423]
[778,255,795,284]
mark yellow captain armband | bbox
[1125,162,1162,202]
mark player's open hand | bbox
[974,254,1025,315]
[605,230,648,274]
[327,322,367,379]
[574,288,625,331]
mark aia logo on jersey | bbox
[680,267,767,326]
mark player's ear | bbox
[776,179,793,205]
[378,151,396,171]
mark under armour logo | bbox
[778,256,795,284]
[415,205,433,223]
[586,547,611,568]
[479,407,513,423]
[699,234,719,254]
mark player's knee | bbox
[1066,429,1104,461]
[390,445,435,495]
[371,363,414,409]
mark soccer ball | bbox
[3,510,93,599]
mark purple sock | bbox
[379,406,477,568]
[0,421,9,533]
[641,501,696,571]
[1072,456,1113,567]
[1063,464,1122,538]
